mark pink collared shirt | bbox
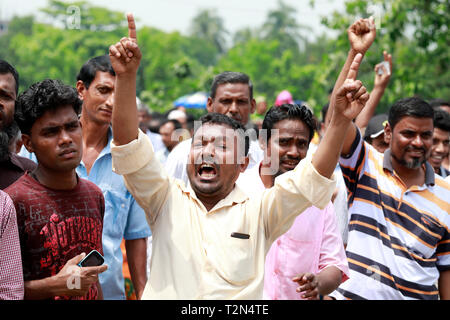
[0,190,24,300]
[237,162,349,300]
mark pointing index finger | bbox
[347,53,363,81]
[127,13,137,42]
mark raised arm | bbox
[312,53,370,178]
[355,51,393,129]
[325,17,376,127]
[109,13,142,146]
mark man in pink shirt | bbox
[238,104,349,299]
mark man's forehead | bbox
[0,72,17,94]
[193,123,236,140]
[216,83,250,97]
[93,71,115,85]
[394,116,433,130]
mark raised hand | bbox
[348,17,376,54]
[333,53,370,122]
[109,13,142,75]
[374,50,393,88]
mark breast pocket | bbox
[208,235,256,286]
[103,189,129,238]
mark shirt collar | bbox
[383,149,435,186]
[99,126,113,157]
[179,178,249,214]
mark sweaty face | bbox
[263,119,310,177]
[0,72,17,131]
[187,123,247,204]
[428,128,450,172]
[207,83,255,126]
[78,71,115,125]
[22,105,83,173]
[386,116,433,170]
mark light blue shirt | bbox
[76,128,151,300]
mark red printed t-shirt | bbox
[5,173,105,300]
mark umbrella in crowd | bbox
[174,92,208,109]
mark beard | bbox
[392,147,428,170]
[0,121,20,162]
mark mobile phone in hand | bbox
[77,250,105,267]
[377,61,390,76]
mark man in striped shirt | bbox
[331,97,450,300]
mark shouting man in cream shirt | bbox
[108,14,370,300]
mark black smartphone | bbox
[77,250,105,267]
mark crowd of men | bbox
[0,14,448,300]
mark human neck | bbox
[80,115,109,149]
[196,186,235,212]
[32,166,78,190]
[259,162,275,189]
[391,157,426,189]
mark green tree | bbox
[320,0,449,112]
[260,0,312,55]
[41,0,126,31]
[189,9,229,54]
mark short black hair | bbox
[429,98,450,110]
[193,112,250,156]
[388,97,434,130]
[433,108,450,132]
[76,55,115,89]
[262,104,317,143]
[0,59,19,95]
[160,119,182,131]
[210,71,253,101]
[15,79,82,135]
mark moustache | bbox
[405,146,427,154]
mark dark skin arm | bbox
[125,238,148,300]
[293,266,343,300]
[439,269,450,300]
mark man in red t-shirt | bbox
[5,79,107,300]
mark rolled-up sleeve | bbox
[111,130,171,226]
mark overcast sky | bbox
[0,0,346,40]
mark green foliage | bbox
[321,0,450,113]
[0,0,447,118]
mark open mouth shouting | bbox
[197,162,219,181]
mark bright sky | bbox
[0,0,346,40]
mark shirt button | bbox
[121,203,125,208]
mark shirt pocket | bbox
[211,236,255,285]
[276,236,319,277]
[103,189,129,238]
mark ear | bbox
[21,134,34,154]
[239,156,249,173]
[250,98,256,114]
[384,123,392,145]
[76,80,86,100]
[206,97,214,113]
[258,134,266,151]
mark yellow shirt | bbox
[111,130,336,300]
